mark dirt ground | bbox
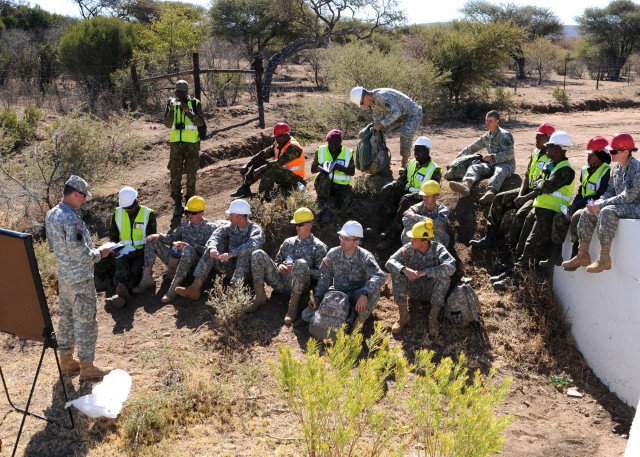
[0,73,638,456]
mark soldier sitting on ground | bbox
[250,207,328,324]
[385,219,456,337]
[400,180,450,246]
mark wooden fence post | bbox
[252,54,265,129]
[192,52,201,102]
[130,62,140,110]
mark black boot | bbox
[469,227,496,249]
[571,242,578,258]
[230,184,252,198]
[539,244,563,268]
[172,199,184,217]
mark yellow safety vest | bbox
[580,162,611,198]
[528,148,549,188]
[316,145,353,185]
[533,160,574,212]
[405,159,440,193]
[170,99,200,143]
[114,206,153,250]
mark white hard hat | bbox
[546,130,572,148]
[337,220,363,238]
[349,87,365,106]
[225,199,251,215]
[414,136,433,149]
[118,186,138,208]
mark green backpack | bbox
[355,123,391,175]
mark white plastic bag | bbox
[65,369,132,418]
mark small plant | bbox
[207,277,252,331]
[0,105,41,154]
[33,240,57,290]
[552,86,569,104]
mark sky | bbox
[31,0,618,25]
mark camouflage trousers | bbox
[486,188,534,246]
[57,279,98,362]
[386,107,422,160]
[337,286,381,321]
[463,162,516,193]
[515,207,555,267]
[577,204,640,244]
[391,272,450,309]
[168,141,200,203]
[314,173,353,207]
[251,250,311,295]
[144,239,201,278]
[550,208,583,245]
[244,156,303,193]
[381,186,421,232]
[193,250,252,285]
[113,252,145,290]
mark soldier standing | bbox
[250,207,328,324]
[385,219,456,337]
[400,180,450,246]
[45,175,114,380]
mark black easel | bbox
[0,328,74,457]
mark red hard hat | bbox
[586,135,609,152]
[607,132,637,152]
[536,123,555,136]
[273,122,291,137]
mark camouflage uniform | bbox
[242,138,304,193]
[311,147,355,207]
[385,241,456,307]
[193,220,264,285]
[45,202,102,362]
[371,88,423,161]
[163,97,205,203]
[144,218,229,278]
[577,157,640,244]
[458,126,516,192]
[251,234,328,295]
[401,201,450,245]
[486,189,534,246]
[315,246,386,320]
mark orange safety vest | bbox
[274,138,305,178]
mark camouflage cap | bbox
[65,175,91,197]
[175,80,189,91]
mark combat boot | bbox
[175,277,205,301]
[166,256,180,280]
[105,294,126,308]
[284,293,301,325]
[172,200,184,217]
[116,283,131,301]
[391,300,410,334]
[478,189,496,205]
[246,282,267,312]
[489,269,511,283]
[449,180,472,197]
[539,244,563,268]
[469,227,496,249]
[161,275,185,304]
[79,361,113,381]
[132,267,155,294]
[561,241,591,271]
[586,243,612,273]
[59,353,80,375]
[428,305,441,337]
[230,184,252,198]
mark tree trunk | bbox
[517,57,526,79]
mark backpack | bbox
[309,290,353,342]
[443,153,483,181]
[444,283,480,327]
[355,123,391,176]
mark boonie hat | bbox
[65,175,92,197]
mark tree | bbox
[576,0,640,80]
[461,0,563,79]
[71,0,159,21]
[524,36,559,85]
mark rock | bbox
[567,387,583,398]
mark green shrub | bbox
[552,86,569,104]
[292,96,365,142]
[207,277,252,331]
[33,239,57,288]
[0,105,41,153]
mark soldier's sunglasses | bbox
[609,150,620,155]
[295,222,309,227]
[185,211,203,216]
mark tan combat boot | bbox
[478,189,496,205]
[166,257,180,280]
[449,180,472,197]
[246,282,268,312]
[586,243,612,273]
[79,361,113,381]
[428,305,441,338]
[391,300,410,334]
[59,353,80,375]
[132,267,155,294]
[561,241,592,271]
[284,293,301,325]
[161,275,185,304]
[175,277,205,301]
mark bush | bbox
[552,86,569,104]
[207,277,252,332]
[292,96,366,142]
[0,105,41,154]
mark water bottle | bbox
[560,204,568,215]
[296,181,309,194]
[286,255,294,273]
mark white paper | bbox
[115,245,136,258]
[318,161,335,174]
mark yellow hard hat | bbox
[185,196,206,212]
[419,180,441,196]
[290,207,314,224]
[406,218,434,239]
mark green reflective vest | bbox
[533,160,574,212]
[405,159,440,193]
[527,148,549,189]
[580,162,611,198]
[114,206,153,250]
[316,145,353,185]
[170,99,200,143]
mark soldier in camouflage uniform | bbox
[176,199,264,300]
[164,80,205,216]
[401,180,450,246]
[230,122,305,200]
[311,221,385,328]
[250,207,328,324]
[470,123,555,252]
[350,87,423,167]
[562,133,640,273]
[132,196,228,304]
[45,175,113,380]
[386,219,456,337]
[449,110,516,205]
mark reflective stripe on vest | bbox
[580,162,611,198]
[528,148,549,188]
[533,160,575,212]
[170,99,200,143]
[114,206,152,249]
[317,145,352,184]
[275,138,305,178]
[405,159,439,193]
